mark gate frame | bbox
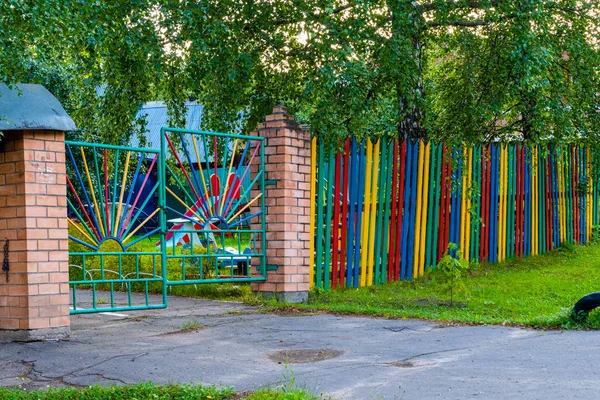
[66,127,269,315]
[66,140,168,314]
[160,127,267,285]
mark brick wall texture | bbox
[250,107,311,298]
[0,130,70,331]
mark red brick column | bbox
[0,130,70,341]
[250,106,311,303]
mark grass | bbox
[180,320,202,331]
[0,383,320,400]
[0,383,233,400]
[264,242,600,330]
[245,388,321,400]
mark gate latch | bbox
[2,239,9,281]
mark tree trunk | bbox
[390,1,427,140]
[398,75,427,140]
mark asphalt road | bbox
[2,293,599,399]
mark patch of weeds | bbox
[533,307,600,330]
[181,320,202,331]
[224,310,245,316]
[246,364,325,400]
[555,242,577,254]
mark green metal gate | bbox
[160,127,267,285]
[67,141,167,314]
[67,128,266,314]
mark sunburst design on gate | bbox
[66,144,161,251]
[159,129,264,247]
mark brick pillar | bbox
[0,130,70,341]
[250,106,311,303]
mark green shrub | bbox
[427,243,469,307]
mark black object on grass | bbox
[572,292,600,321]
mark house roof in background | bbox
[130,100,215,163]
[131,100,203,145]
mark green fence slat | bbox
[424,142,436,269]
[469,146,475,261]
[472,145,481,262]
[323,147,336,291]
[373,139,387,285]
[541,148,547,254]
[432,143,443,268]
[380,139,394,284]
[315,139,325,289]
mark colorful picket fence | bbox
[309,137,600,290]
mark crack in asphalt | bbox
[71,373,129,385]
[394,346,472,363]
[383,326,435,333]
[11,352,149,388]
[6,360,86,389]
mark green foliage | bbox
[0,383,233,400]
[592,225,600,243]
[429,243,470,307]
[1,0,165,144]
[425,1,600,146]
[3,1,599,144]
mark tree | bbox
[424,1,600,145]
[2,0,599,145]
[1,0,165,143]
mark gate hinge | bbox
[266,264,279,271]
[265,179,279,187]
